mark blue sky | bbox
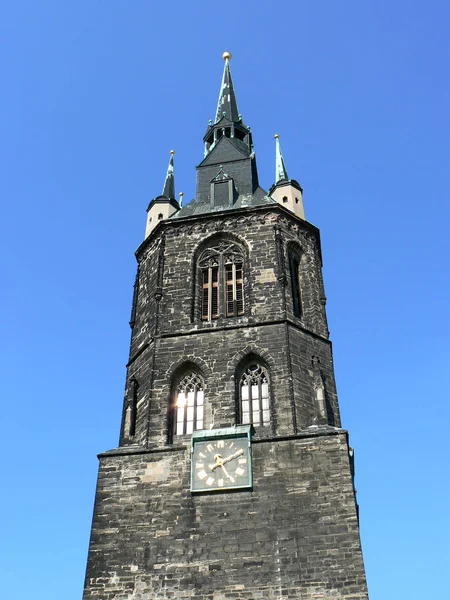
[1,2,449,599]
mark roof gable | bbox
[199,136,249,167]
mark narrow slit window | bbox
[289,254,303,318]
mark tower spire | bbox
[215,52,240,123]
[274,134,289,182]
[162,150,175,199]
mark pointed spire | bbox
[274,134,289,182]
[215,52,240,123]
[162,150,175,199]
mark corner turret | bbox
[144,151,180,239]
[269,135,305,220]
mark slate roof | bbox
[171,187,276,219]
[215,58,240,123]
[162,152,175,199]
[275,136,289,183]
[170,56,278,220]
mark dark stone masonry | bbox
[82,55,369,600]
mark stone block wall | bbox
[121,205,338,448]
[83,431,368,600]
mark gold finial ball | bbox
[179,192,184,196]
[222,51,232,61]
[170,150,175,155]
[274,134,279,139]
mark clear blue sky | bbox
[1,2,449,599]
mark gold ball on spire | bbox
[222,51,232,61]
[179,192,184,196]
[274,134,280,139]
[170,150,175,155]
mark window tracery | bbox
[174,372,204,435]
[239,364,270,427]
[198,241,244,320]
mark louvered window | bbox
[175,373,204,436]
[239,364,270,427]
[199,242,245,321]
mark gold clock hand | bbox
[221,448,244,465]
[209,453,224,471]
[220,464,235,483]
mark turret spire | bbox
[162,150,175,199]
[274,134,289,182]
[144,151,179,239]
[215,52,240,123]
[269,134,305,220]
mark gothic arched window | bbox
[174,372,204,436]
[198,241,244,321]
[239,364,270,427]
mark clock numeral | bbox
[235,467,245,476]
[195,463,204,468]
[217,440,224,448]
[198,452,206,458]
[238,458,247,464]
[205,477,215,486]
[217,479,224,487]
[229,442,235,449]
[197,470,207,480]
[206,444,214,452]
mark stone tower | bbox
[82,53,369,600]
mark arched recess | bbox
[190,232,250,322]
[122,376,139,442]
[286,241,307,319]
[233,352,274,432]
[167,361,206,442]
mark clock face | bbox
[191,436,251,492]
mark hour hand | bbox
[209,453,224,471]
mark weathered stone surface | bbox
[83,432,367,600]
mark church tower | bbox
[83,53,369,600]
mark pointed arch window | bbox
[199,241,244,321]
[239,364,270,427]
[174,372,204,436]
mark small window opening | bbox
[295,197,299,204]
[282,196,288,203]
[234,129,245,141]
[158,213,163,220]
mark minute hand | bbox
[221,448,244,465]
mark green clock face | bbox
[191,428,252,492]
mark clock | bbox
[190,425,252,493]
